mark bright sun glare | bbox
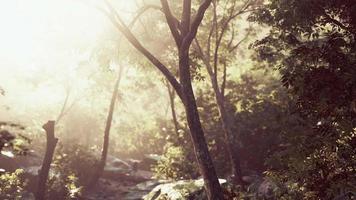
[0,0,137,123]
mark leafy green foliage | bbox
[158,69,304,179]
[251,0,356,124]
[251,0,356,198]
[153,145,198,180]
[230,72,294,172]
[0,169,27,200]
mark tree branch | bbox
[181,0,192,37]
[221,62,227,97]
[194,38,214,77]
[160,0,182,47]
[56,87,71,124]
[128,4,161,28]
[212,0,219,75]
[213,0,252,71]
[323,12,351,33]
[228,25,252,52]
[101,1,183,100]
[207,16,215,59]
[182,0,213,51]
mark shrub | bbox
[47,144,98,199]
[0,169,27,200]
[152,144,198,180]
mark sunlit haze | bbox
[0,0,137,124]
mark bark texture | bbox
[179,49,224,199]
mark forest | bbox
[0,0,355,199]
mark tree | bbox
[99,0,225,198]
[88,65,124,187]
[193,0,259,185]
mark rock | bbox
[102,169,149,182]
[103,157,135,180]
[85,178,132,200]
[245,177,280,200]
[144,154,161,161]
[143,179,227,200]
[23,165,41,176]
[257,179,278,199]
[110,158,131,169]
[141,154,161,169]
[124,180,168,200]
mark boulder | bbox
[143,179,227,200]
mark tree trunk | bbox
[207,68,245,184]
[36,121,58,200]
[213,80,244,185]
[89,67,123,188]
[166,82,184,145]
[179,50,225,200]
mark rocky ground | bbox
[85,172,281,200]
[3,154,281,200]
[85,170,157,200]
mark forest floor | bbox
[85,170,156,200]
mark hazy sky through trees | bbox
[0,0,138,123]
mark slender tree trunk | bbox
[179,50,224,200]
[166,82,183,145]
[211,76,244,185]
[209,68,245,184]
[88,66,124,187]
[196,38,245,185]
[192,0,255,185]
[56,89,70,123]
[36,121,58,200]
